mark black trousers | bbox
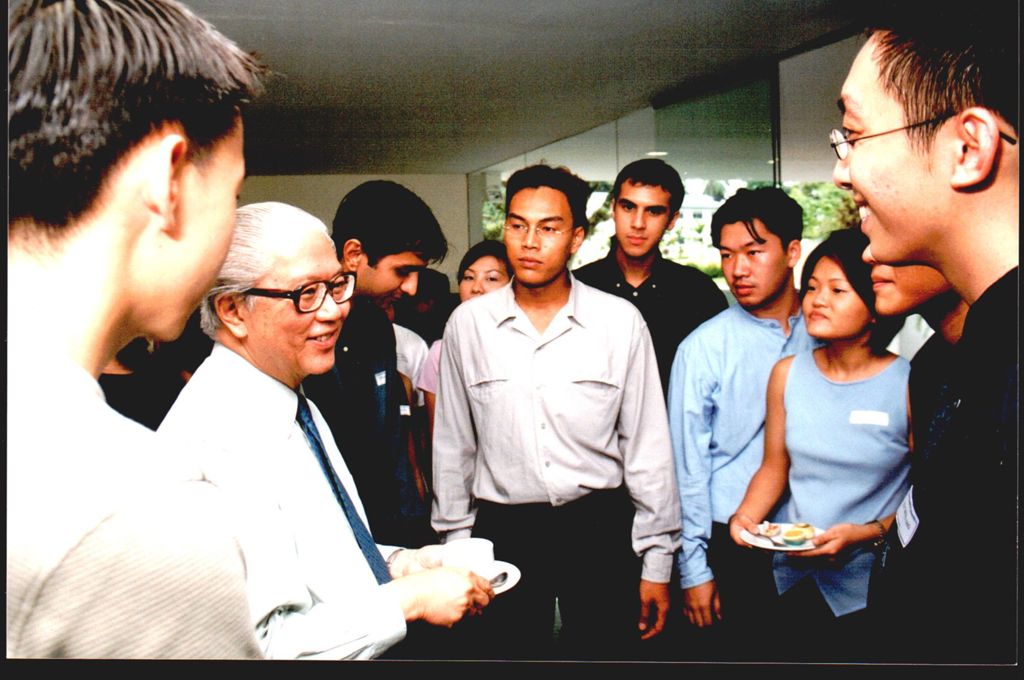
[661,521,778,661]
[456,488,643,661]
[770,576,870,663]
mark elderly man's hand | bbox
[387,545,446,577]
[385,567,494,627]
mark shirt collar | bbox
[733,302,804,331]
[206,342,304,443]
[485,275,591,330]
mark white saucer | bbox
[478,560,521,595]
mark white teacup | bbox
[441,537,494,574]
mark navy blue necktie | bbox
[295,393,392,584]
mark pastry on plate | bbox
[782,528,809,546]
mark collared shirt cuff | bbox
[679,565,714,590]
[441,527,472,542]
[641,551,674,583]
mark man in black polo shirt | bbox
[303,181,448,549]
[573,159,727,396]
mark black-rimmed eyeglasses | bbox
[245,273,356,313]
[829,113,1018,160]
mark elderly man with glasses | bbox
[159,202,493,660]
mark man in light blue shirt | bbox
[667,187,818,660]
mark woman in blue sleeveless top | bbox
[728,229,910,661]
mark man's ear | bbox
[214,293,250,340]
[340,238,367,271]
[785,239,802,268]
[141,129,190,239]
[666,211,680,232]
[950,108,1005,190]
[568,225,587,256]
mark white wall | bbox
[240,174,470,287]
[780,34,866,182]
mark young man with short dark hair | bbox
[433,164,681,660]
[7,0,265,658]
[573,159,727,396]
[667,187,818,661]
[832,2,1018,662]
[303,180,448,549]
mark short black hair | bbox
[331,180,448,265]
[612,159,685,215]
[800,228,905,355]
[867,0,1018,151]
[504,164,592,233]
[8,0,266,230]
[457,239,510,280]
[710,187,803,249]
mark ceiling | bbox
[188,0,866,176]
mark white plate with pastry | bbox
[740,521,823,552]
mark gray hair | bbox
[200,201,331,338]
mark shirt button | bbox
[632,291,638,297]
[615,283,621,288]
[341,346,349,353]
[540,423,546,430]
[545,461,551,467]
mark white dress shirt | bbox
[431,277,681,583]
[394,323,429,407]
[159,344,407,660]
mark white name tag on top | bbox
[399,404,411,416]
[375,371,387,387]
[895,486,920,547]
[849,409,890,426]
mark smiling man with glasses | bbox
[432,164,681,660]
[245,273,357,314]
[159,201,493,659]
[832,1,1018,664]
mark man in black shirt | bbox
[573,159,727,396]
[303,181,448,549]
[833,2,1018,663]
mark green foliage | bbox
[783,181,859,239]
[481,184,506,240]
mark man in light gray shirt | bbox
[432,164,681,660]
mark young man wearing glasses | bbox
[432,164,681,660]
[159,202,493,660]
[831,2,1017,663]
[7,0,265,659]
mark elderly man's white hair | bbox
[200,201,332,338]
